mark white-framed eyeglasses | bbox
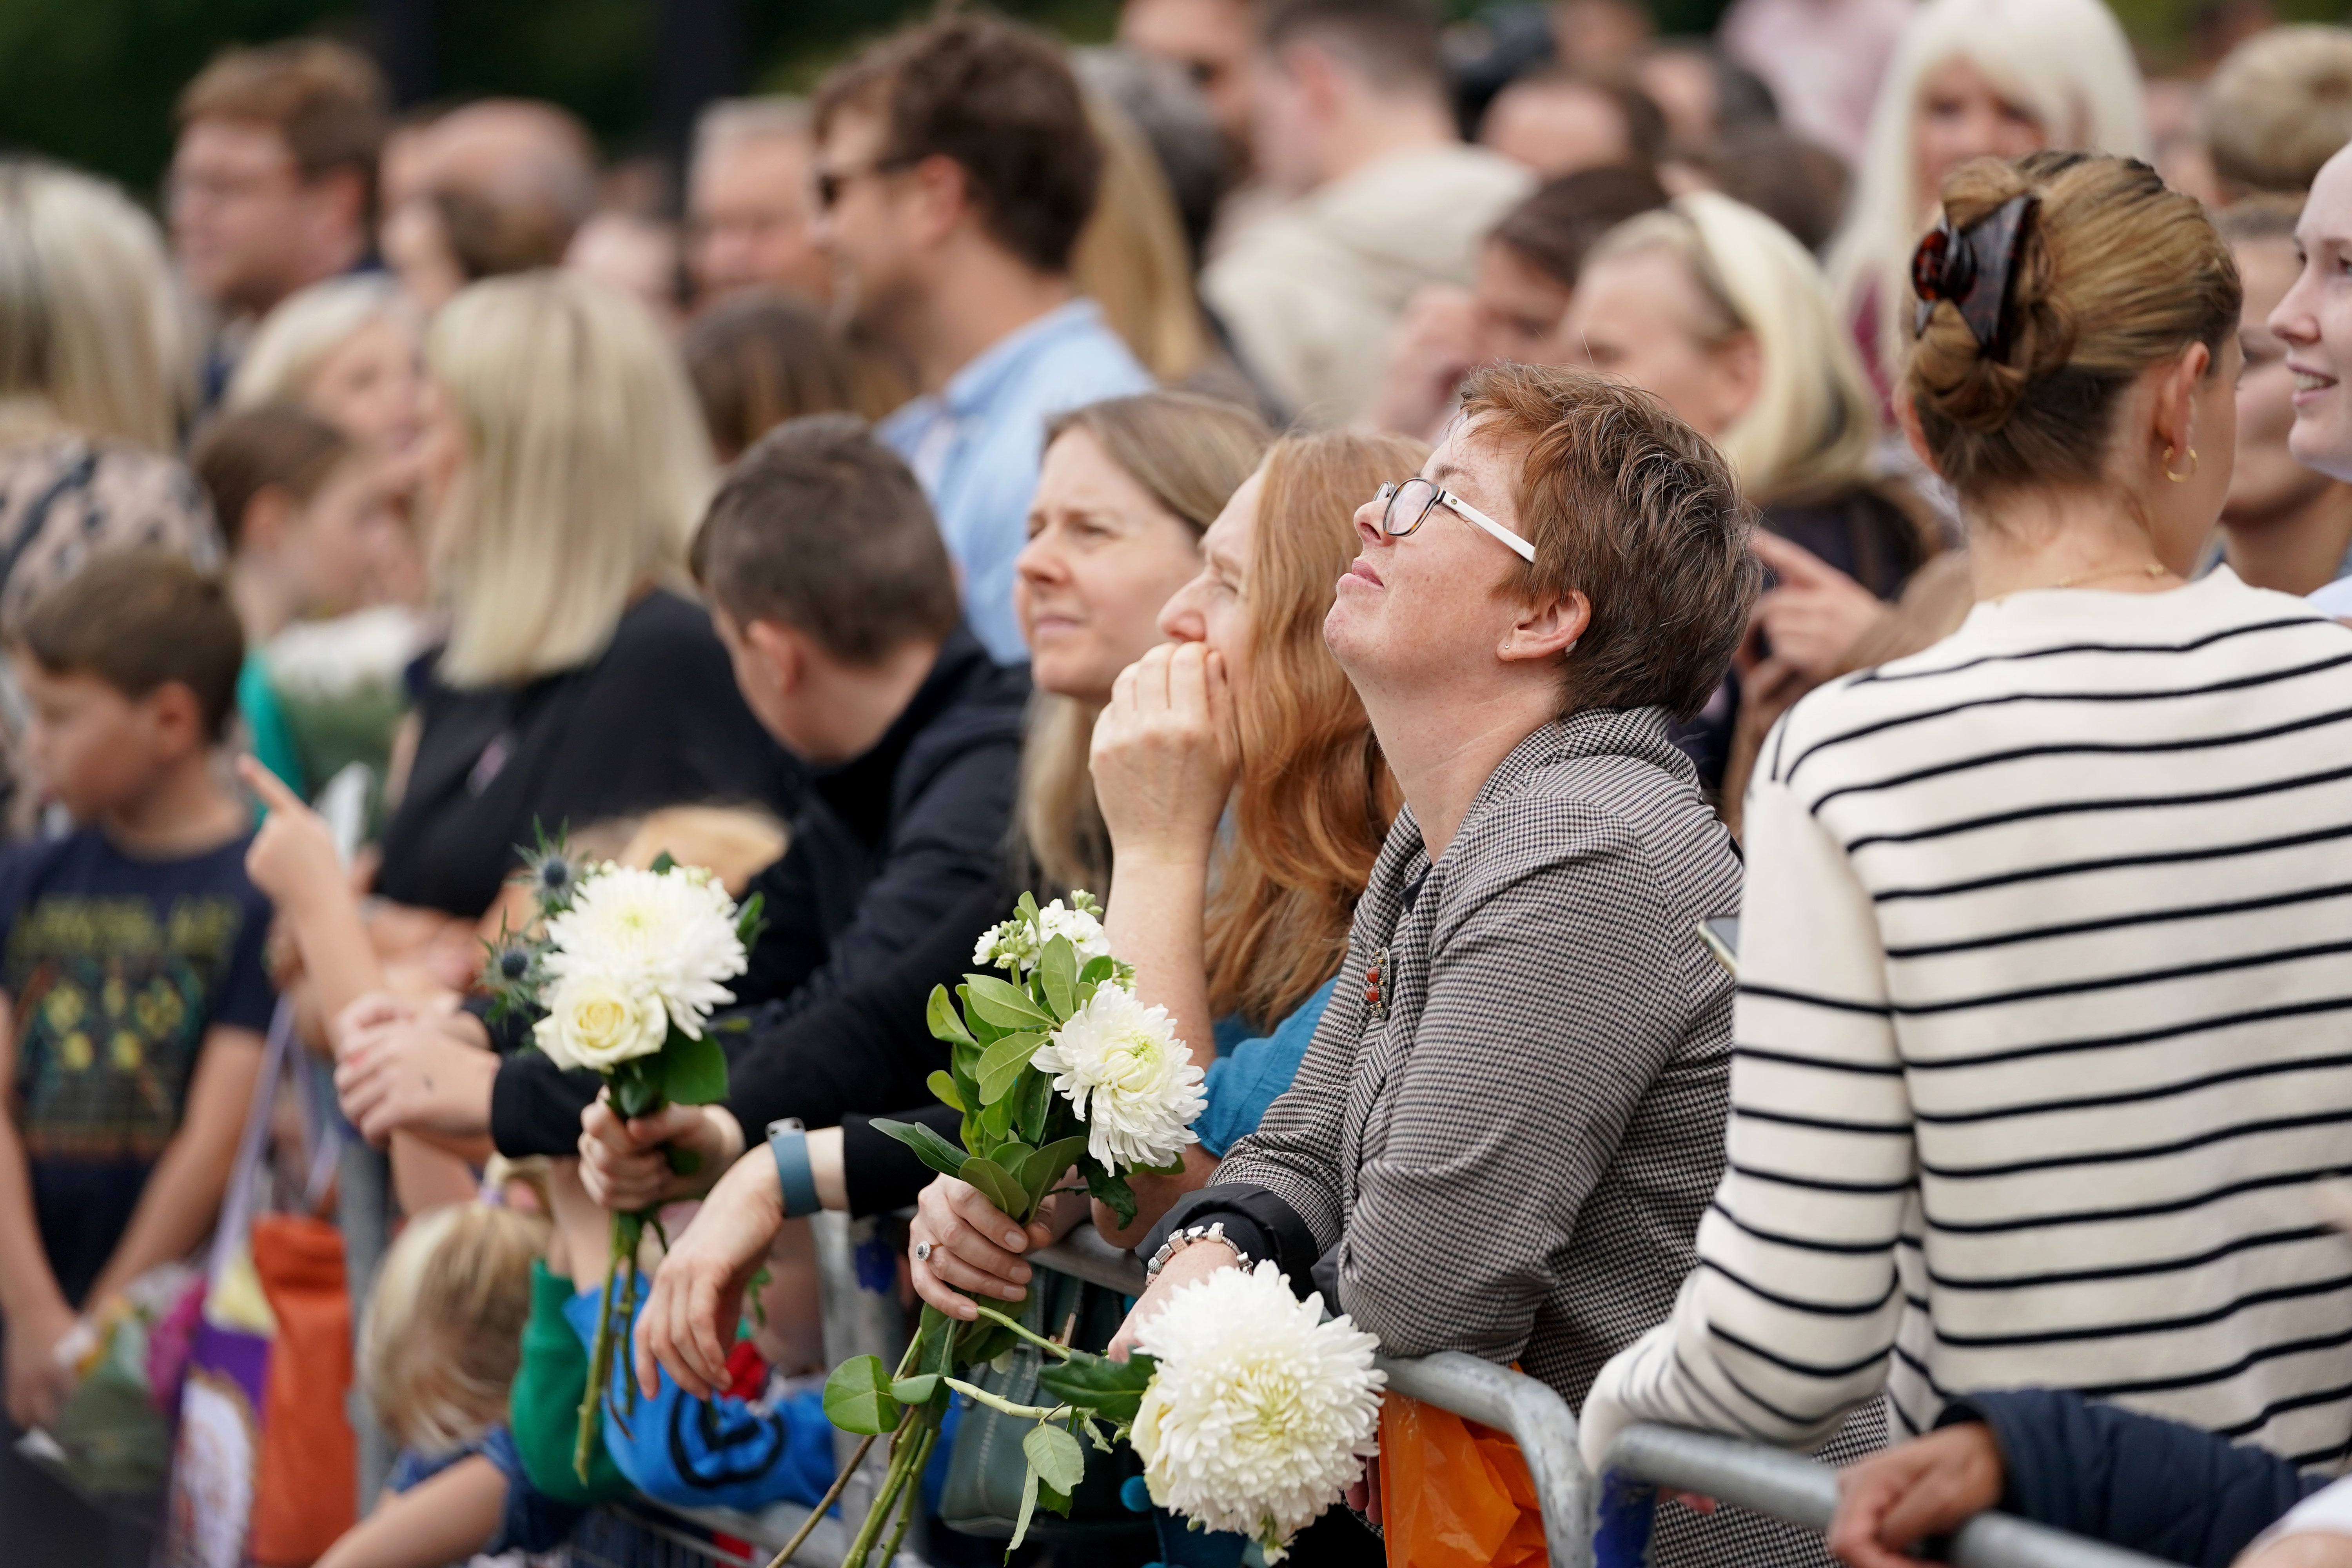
[1374,478,1535,563]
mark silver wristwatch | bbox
[1145,1220,1252,1279]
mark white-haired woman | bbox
[1826,0,2147,396]
[0,160,221,833]
[1560,191,1941,802]
[373,270,794,923]
[228,273,426,467]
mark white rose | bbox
[534,975,668,1071]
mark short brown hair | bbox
[1457,363,1757,721]
[191,405,352,550]
[1907,152,2241,503]
[16,552,245,740]
[2204,25,2352,197]
[1491,165,1670,288]
[177,39,390,217]
[681,292,858,462]
[690,414,959,665]
[1262,0,1446,95]
[813,14,1100,275]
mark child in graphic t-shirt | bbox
[0,553,275,1561]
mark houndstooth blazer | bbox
[1177,704,1881,1566]
[1208,704,1743,1402]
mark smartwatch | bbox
[767,1117,821,1218]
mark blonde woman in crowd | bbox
[0,160,221,834]
[226,274,426,466]
[1826,0,2146,396]
[368,271,793,931]
[1561,191,1940,799]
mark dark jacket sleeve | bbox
[490,1049,603,1159]
[839,1103,967,1217]
[722,876,1013,1136]
[1947,1390,2325,1568]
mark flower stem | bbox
[877,1414,939,1565]
[941,1377,1069,1423]
[762,1327,933,1568]
[969,1304,1077,1359]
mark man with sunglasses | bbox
[806,13,1152,667]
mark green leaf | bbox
[821,1356,900,1435]
[649,850,677,874]
[1014,1066,1052,1144]
[1084,1162,1138,1230]
[1037,1349,1157,1425]
[661,1030,728,1106]
[734,891,766,950]
[890,1374,941,1406]
[976,1030,1048,1105]
[1039,1478,1074,1517]
[1022,1136,1088,1208]
[1038,936,1078,1021]
[978,1092,1016,1141]
[1009,1466,1040,1553]
[958,1156,1025,1218]
[1023,1422,1085,1495]
[663,1146,702,1176]
[994,1142,1036,1180]
[873,1117,968,1179]
[612,1058,663,1120]
[963,973,1055,1031]
[927,1070,966,1113]
[926,985,978,1049]
[1079,955,1116,986]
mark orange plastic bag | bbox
[1379,1392,1547,1568]
[246,1214,357,1566]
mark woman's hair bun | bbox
[1900,150,2238,501]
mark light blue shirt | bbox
[877,299,1153,663]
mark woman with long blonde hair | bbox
[0,160,220,835]
[1825,0,2146,393]
[374,270,794,920]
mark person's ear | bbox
[1500,588,1591,664]
[906,154,969,247]
[142,681,208,759]
[2148,339,2211,472]
[242,485,298,555]
[743,619,808,697]
[313,166,367,236]
[1284,41,1346,120]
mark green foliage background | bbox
[0,0,2343,197]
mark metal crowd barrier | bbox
[1032,1228,2175,1568]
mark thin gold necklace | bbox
[2001,561,2169,599]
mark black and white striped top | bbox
[1582,568,2352,1473]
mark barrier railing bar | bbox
[1601,1424,2172,1568]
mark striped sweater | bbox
[1581,568,2352,1474]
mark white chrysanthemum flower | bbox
[541,864,747,1040]
[534,973,669,1070]
[1029,983,1203,1171]
[1131,1261,1386,1563]
[973,898,1112,974]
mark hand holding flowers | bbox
[483,838,761,1483]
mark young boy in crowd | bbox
[0,553,276,1564]
[191,403,407,800]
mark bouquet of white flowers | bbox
[800,894,1379,1568]
[484,837,760,1481]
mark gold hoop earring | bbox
[2163,445,2199,483]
